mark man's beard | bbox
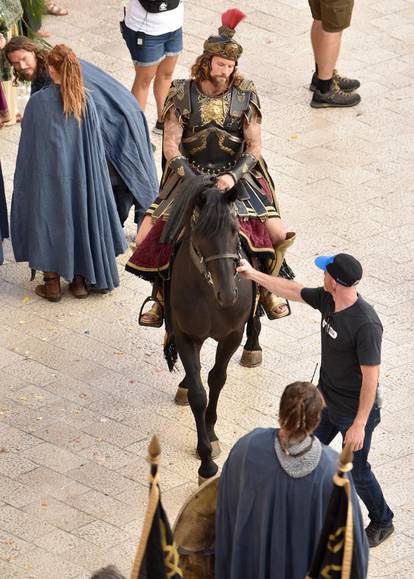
[209,75,229,90]
[16,69,35,81]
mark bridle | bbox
[189,208,242,288]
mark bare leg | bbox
[135,214,153,246]
[311,19,342,80]
[263,218,290,318]
[153,55,179,122]
[265,217,287,245]
[131,63,158,111]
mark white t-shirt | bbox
[125,0,184,36]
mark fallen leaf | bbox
[22,296,31,304]
[288,134,299,141]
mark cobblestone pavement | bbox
[1,0,414,577]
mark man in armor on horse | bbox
[126,8,295,326]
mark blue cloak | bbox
[0,163,9,265]
[31,60,159,217]
[11,84,127,290]
[215,428,368,579]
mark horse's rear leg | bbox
[240,313,262,367]
[175,378,189,406]
[206,329,245,456]
[175,332,218,481]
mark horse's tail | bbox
[164,331,177,372]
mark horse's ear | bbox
[223,186,238,204]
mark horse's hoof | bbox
[174,386,189,406]
[240,349,262,368]
[211,440,221,458]
[198,474,209,486]
[195,440,221,460]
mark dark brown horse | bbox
[161,178,261,481]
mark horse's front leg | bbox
[240,312,262,367]
[206,329,245,457]
[175,332,217,482]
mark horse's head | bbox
[190,183,241,307]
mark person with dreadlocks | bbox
[11,44,127,300]
[215,381,369,579]
[126,8,295,328]
[4,36,158,228]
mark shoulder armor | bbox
[162,79,191,122]
[237,79,257,94]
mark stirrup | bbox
[138,296,163,328]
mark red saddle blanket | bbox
[125,218,274,280]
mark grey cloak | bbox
[11,84,127,290]
[0,163,9,265]
[31,60,159,222]
[215,428,368,579]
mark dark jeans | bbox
[315,405,393,527]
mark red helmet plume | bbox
[221,8,246,31]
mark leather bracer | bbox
[168,155,194,178]
[228,153,257,183]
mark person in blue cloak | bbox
[0,163,9,265]
[215,381,369,579]
[4,36,159,228]
[11,44,127,301]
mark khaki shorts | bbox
[309,0,354,32]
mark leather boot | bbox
[139,287,164,327]
[261,232,296,320]
[35,271,61,302]
[69,274,88,299]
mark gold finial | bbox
[147,435,161,465]
[338,445,353,473]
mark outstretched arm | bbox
[237,259,305,303]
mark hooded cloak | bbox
[31,60,159,216]
[11,84,127,290]
[215,428,368,579]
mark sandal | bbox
[46,2,68,16]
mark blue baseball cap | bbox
[314,253,362,287]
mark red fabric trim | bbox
[127,218,274,273]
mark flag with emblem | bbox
[130,435,183,579]
[306,446,368,579]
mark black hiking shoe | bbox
[365,522,394,548]
[309,70,360,93]
[310,80,361,108]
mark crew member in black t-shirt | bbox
[236,252,394,548]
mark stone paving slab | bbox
[1,0,414,577]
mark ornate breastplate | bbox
[180,83,245,175]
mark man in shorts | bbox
[308,0,361,108]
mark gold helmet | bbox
[203,8,246,62]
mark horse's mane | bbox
[161,177,237,243]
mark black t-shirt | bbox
[301,287,383,417]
